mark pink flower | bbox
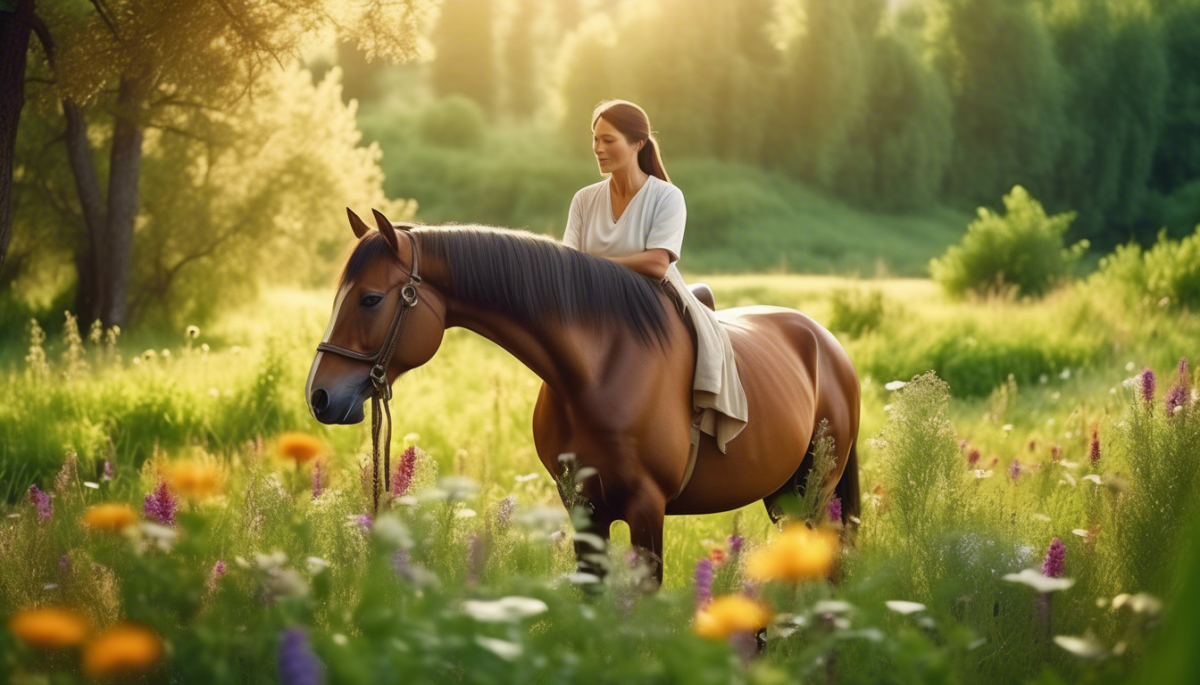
[28,485,52,523]
[967,448,980,466]
[391,445,418,497]
[1140,367,1156,407]
[1089,424,1101,466]
[1009,459,1021,483]
[828,497,842,522]
[693,557,713,608]
[143,478,177,526]
[1042,537,1065,578]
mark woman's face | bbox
[593,116,643,175]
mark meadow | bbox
[2,269,1198,683]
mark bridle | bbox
[316,227,422,516]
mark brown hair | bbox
[591,99,670,184]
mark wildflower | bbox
[277,433,329,465]
[278,626,326,685]
[694,557,714,608]
[143,480,177,526]
[493,495,516,529]
[165,461,223,499]
[1050,445,1061,462]
[82,503,138,532]
[59,554,72,577]
[1165,359,1190,416]
[351,514,372,532]
[185,325,200,339]
[727,534,744,557]
[28,485,52,523]
[885,600,926,615]
[1042,537,1066,578]
[54,452,78,493]
[744,524,839,582]
[1053,634,1106,659]
[1002,568,1075,592]
[1028,439,1037,452]
[391,445,419,497]
[8,606,90,648]
[1089,424,1100,466]
[1140,367,1155,406]
[205,560,226,597]
[693,594,773,640]
[311,460,324,500]
[102,460,114,481]
[709,547,727,566]
[1009,459,1021,483]
[827,496,842,522]
[966,448,980,466]
[82,622,163,677]
[461,596,549,623]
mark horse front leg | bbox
[623,484,668,591]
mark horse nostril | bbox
[311,387,329,414]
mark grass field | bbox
[2,273,1198,683]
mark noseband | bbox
[316,228,422,515]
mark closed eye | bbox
[360,294,383,308]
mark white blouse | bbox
[562,174,686,281]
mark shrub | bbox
[684,180,791,250]
[417,95,487,149]
[827,287,886,337]
[1091,224,1200,311]
[929,185,1088,299]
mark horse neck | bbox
[416,238,613,397]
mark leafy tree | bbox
[14,0,435,329]
[431,0,497,114]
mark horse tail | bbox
[836,437,861,529]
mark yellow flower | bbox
[8,606,90,649]
[82,622,164,677]
[82,503,138,533]
[276,432,329,465]
[693,594,773,640]
[744,523,839,582]
[165,460,224,499]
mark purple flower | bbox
[143,479,177,526]
[1089,425,1101,466]
[205,560,226,596]
[1042,537,1066,578]
[693,557,713,608]
[102,460,114,482]
[311,460,323,500]
[727,534,744,557]
[390,445,418,497]
[1180,357,1190,382]
[828,497,842,522]
[1141,367,1156,407]
[28,485,52,523]
[278,627,325,685]
[1009,459,1021,483]
[353,514,372,532]
[1166,383,1189,417]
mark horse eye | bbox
[360,294,383,308]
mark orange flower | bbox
[693,594,773,640]
[82,622,164,677]
[709,547,727,566]
[276,432,329,465]
[8,606,90,648]
[744,523,839,582]
[82,503,138,532]
[165,460,223,499]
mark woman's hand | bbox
[602,249,672,281]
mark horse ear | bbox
[347,207,372,239]
[371,207,402,256]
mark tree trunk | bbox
[0,0,35,275]
[100,74,147,327]
[63,98,107,325]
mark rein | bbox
[316,228,422,516]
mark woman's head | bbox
[591,100,670,183]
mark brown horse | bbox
[306,208,861,587]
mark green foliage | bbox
[1091,224,1200,311]
[430,0,498,113]
[930,185,1087,300]
[827,287,887,337]
[417,95,488,149]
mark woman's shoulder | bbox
[649,175,684,204]
[574,178,608,202]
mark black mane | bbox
[337,225,674,350]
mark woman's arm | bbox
[603,248,673,280]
